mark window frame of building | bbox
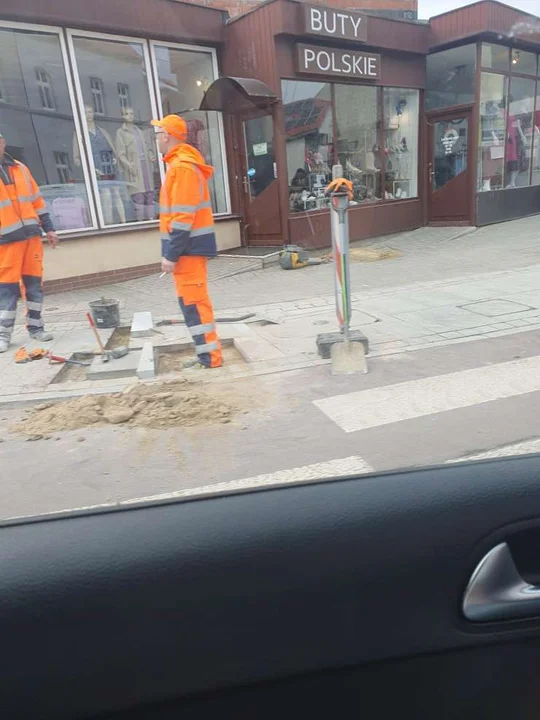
[117,81,131,113]
[149,39,231,216]
[0,18,99,233]
[35,66,56,110]
[282,78,421,214]
[479,44,540,189]
[0,21,231,236]
[425,44,477,112]
[67,29,164,230]
[53,150,71,184]
[0,62,6,102]
[89,76,106,116]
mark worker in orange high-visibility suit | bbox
[0,131,58,353]
[152,114,222,369]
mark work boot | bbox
[183,358,208,370]
[0,338,9,353]
[29,329,53,342]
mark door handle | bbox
[463,542,540,623]
[242,176,250,193]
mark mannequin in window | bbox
[73,105,126,224]
[506,115,526,188]
[116,107,156,222]
[480,100,504,191]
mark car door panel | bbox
[3,456,540,719]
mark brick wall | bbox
[179,0,417,19]
[43,263,161,294]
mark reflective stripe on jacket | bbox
[0,158,54,246]
[159,144,217,262]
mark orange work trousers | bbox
[173,256,222,368]
[0,236,44,342]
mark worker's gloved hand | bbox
[15,347,30,364]
[325,178,353,199]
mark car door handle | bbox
[463,542,540,623]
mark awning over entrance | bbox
[199,77,278,114]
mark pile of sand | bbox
[349,247,402,263]
[12,379,239,436]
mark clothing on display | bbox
[74,106,126,224]
[116,108,156,221]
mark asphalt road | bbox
[2,328,540,522]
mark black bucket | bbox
[89,298,120,329]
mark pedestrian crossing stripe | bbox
[313,355,540,433]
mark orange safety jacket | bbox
[0,155,54,246]
[159,143,217,263]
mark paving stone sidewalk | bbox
[2,215,540,402]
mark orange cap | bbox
[151,114,187,140]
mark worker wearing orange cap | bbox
[152,114,222,369]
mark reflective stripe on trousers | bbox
[0,236,44,341]
[173,256,222,368]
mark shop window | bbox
[71,36,159,226]
[505,76,536,188]
[478,72,508,192]
[152,44,227,215]
[89,76,106,116]
[533,87,540,186]
[117,82,131,113]
[511,49,537,76]
[426,45,476,111]
[383,88,419,201]
[35,67,55,110]
[481,44,509,72]
[0,27,92,231]
[282,80,334,213]
[335,84,382,203]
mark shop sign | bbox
[302,4,367,42]
[296,43,380,80]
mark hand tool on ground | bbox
[86,311,108,362]
[156,312,255,326]
[279,245,323,270]
[86,312,129,363]
[48,353,91,366]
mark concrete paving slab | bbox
[461,299,534,317]
[137,342,156,380]
[50,327,115,356]
[129,324,191,349]
[216,322,252,337]
[234,334,286,362]
[394,306,493,333]
[87,350,142,380]
[131,311,154,337]
[254,311,377,342]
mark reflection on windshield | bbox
[1,7,540,522]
